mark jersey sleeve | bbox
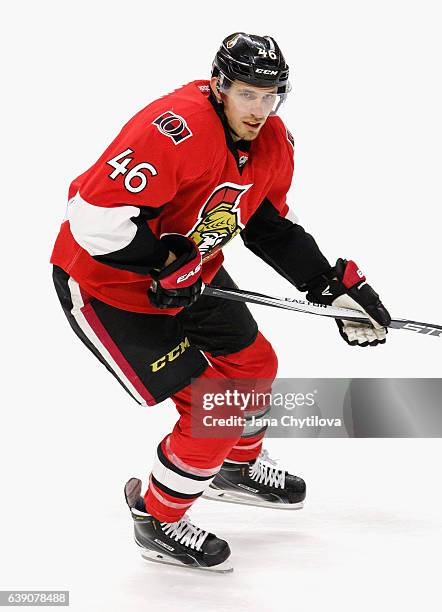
[264,116,295,217]
[241,118,332,290]
[65,121,187,275]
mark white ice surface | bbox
[1,436,441,612]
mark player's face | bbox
[210,78,278,142]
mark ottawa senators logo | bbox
[153,111,193,145]
[226,35,240,49]
[188,182,252,259]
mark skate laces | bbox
[161,514,209,551]
[249,449,286,489]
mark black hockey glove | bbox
[306,258,391,347]
[148,234,202,309]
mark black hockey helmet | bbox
[212,32,290,94]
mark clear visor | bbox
[217,72,291,116]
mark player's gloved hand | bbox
[148,234,202,309]
[306,258,391,347]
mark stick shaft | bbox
[203,285,442,338]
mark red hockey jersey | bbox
[50,80,295,314]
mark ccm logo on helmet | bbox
[255,68,278,75]
[153,111,193,145]
[177,263,202,284]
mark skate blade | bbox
[140,549,233,573]
[202,487,304,510]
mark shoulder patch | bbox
[152,111,193,145]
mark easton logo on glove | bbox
[176,263,202,284]
[148,234,203,309]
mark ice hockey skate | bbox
[202,449,306,509]
[124,478,233,573]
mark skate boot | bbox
[124,478,232,573]
[202,449,306,510]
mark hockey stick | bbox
[203,285,442,338]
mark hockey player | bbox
[51,33,391,572]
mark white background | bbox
[2,0,441,610]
